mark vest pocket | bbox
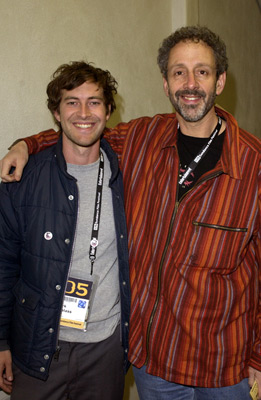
[12,279,42,311]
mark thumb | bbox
[12,159,26,181]
[5,358,13,382]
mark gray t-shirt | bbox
[59,151,120,343]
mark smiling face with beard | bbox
[168,87,217,123]
[163,40,226,124]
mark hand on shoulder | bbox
[0,141,29,182]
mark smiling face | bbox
[54,81,110,164]
[163,40,226,123]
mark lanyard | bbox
[89,151,104,274]
[178,117,222,186]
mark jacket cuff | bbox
[8,137,35,155]
[23,137,36,154]
[249,352,261,372]
[0,340,10,352]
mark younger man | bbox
[0,61,130,400]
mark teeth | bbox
[75,123,92,128]
[184,96,198,100]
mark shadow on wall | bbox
[104,72,238,127]
[107,92,125,128]
[216,71,237,116]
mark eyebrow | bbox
[63,95,104,101]
[169,62,215,70]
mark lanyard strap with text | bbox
[89,151,104,274]
[178,116,222,186]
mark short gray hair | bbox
[157,26,228,79]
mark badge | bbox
[60,275,98,331]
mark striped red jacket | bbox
[25,106,261,387]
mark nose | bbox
[184,71,199,90]
[78,104,92,118]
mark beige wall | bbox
[187,0,261,138]
[0,0,173,159]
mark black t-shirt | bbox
[177,129,225,200]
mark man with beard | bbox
[1,26,261,399]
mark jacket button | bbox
[120,234,124,239]
[65,238,70,245]
[68,195,74,200]
[40,367,45,372]
[44,232,53,240]
[22,298,26,303]
[55,285,61,291]
[124,322,129,327]
[125,348,128,353]
[48,328,54,333]
[122,281,126,286]
[44,354,49,360]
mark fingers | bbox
[249,367,261,400]
[0,158,20,182]
[0,141,29,182]
[1,171,20,183]
[4,359,13,383]
[249,368,255,387]
[0,374,13,394]
[0,351,13,394]
[0,158,23,182]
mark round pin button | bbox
[44,232,53,240]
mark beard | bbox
[168,88,217,122]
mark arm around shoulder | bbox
[0,128,59,182]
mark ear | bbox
[163,77,170,98]
[106,104,111,121]
[54,110,61,123]
[216,72,226,96]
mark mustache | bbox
[175,89,206,98]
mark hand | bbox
[0,140,29,182]
[249,366,261,399]
[0,350,13,394]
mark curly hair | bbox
[157,26,228,80]
[47,61,118,123]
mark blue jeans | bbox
[133,366,251,400]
